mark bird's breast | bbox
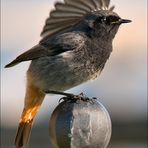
[72,40,112,75]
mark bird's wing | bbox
[41,0,112,38]
[5,0,114,68]
[5,33,85,68]
[5,45,50,68]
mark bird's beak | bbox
[119,18,132,24]
[110,18,132,25]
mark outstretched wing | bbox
[41,0,112,38]
[5,32,85,68]
[5,0,114,68]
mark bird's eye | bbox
[101,16,106,23]
[96,16,107,24]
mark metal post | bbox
[48,95,112,148]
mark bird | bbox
[5,0,131,147]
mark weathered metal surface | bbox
[49,99,112,148]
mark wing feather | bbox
[5,33,85,68]
[50,10,83,18]
[55,2,87,14]
[80,0,97,10]
[104,0,110,7]
[41,0,112,38]
[92,0,103,9]
[45,17,80,25]
[64,0,91,12]
[41,19,80,37]
[5,45,51,68]
[5,0,114,68]
[101,0,110,9]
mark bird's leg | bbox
[44,90,74,97]
[44,90,75,102]
[44,90,97,103]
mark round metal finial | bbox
[49,95,112,148]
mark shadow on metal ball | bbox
[49,96,112,148]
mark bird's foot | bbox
[60,93,97,104]
[45,90,97,103]
[58,93,88,103]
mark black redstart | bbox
[5,0,131,147]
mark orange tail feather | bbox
[14,106,40,148]
[14,80,45,148]
[15,119,33,148]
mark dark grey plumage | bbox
[5,0,131,69]
[5,0,131,97]
[5,0,131,147]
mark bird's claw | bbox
[58,96,75,103]
[58,92,97,104]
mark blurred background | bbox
[1,0,147,148]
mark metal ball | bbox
[49,98,112,148]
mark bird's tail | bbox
[14,107,39,148]
[14,81,45,148]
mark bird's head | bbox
[84,10,131,40]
